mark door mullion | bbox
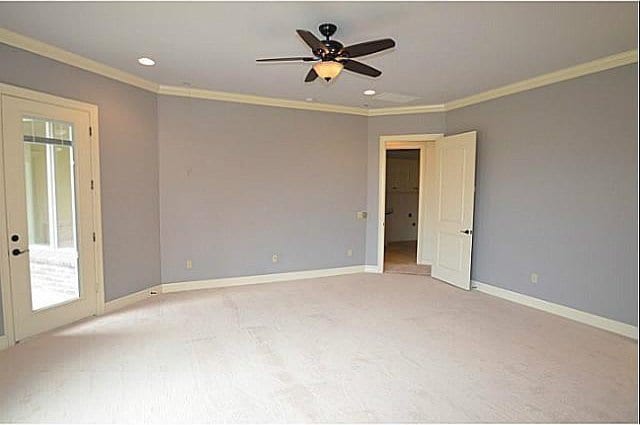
[46,143,58,249]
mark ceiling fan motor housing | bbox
[316,24,344,59]
[320,40,344,59]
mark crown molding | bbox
[0,27,159,93]
[368,49,638,116]
[0,27,367,115]
[443,49,638,112]
[2,27,636,117]
[158,85,368,116]
[368,104,446,116]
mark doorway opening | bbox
[377,132,477,290]
[377,135,442,275]
[383,149,430,275]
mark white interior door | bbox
[2,95,97,341]
[431,131,477,289]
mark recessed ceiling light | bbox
[363,89,376,96]
[305,97,314,102]
[137,57,155,66]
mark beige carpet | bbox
[384,240,431,275]
[0,273,637,423]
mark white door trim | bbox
[0,83,104,346]
[377,134,444,273]
[0,112,15,346]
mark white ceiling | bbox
[0,2,636,107]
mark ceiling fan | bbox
[256,23,395,82]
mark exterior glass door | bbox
[2,95,97,341]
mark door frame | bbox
[376,134,443,273]
[0,83,105,347]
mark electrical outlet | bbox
[186,260,193,269]
[356,211,368,220]
[272,254,279,263]
[347,248,353,257]
[530,272,538,284]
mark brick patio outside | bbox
[29,244,79,310]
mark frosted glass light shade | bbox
[313,61,343,81]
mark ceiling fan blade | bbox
[296,29,329,53]
[341,38,396,58]
[342,59,382,77]
[256,57,317,62]
[304,68,319,82]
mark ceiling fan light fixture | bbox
[313,60,343,81]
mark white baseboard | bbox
[104,285,162,313]
[364,265,382,273]
[0,334,8,351]
[162,265,366,293]
[105,267,368,312]
[472,280,638,340]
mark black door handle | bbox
[11,248,29,256]
[460,229,473,235]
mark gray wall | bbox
[0,44,161,336]
[0,43,636,335]
[447,64,638,325]
[365,113,446,264]
[158,96,368,283]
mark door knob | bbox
[11,248,29,256]
[11,234,19,242]
[460,229,473,235]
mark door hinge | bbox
[92,232,96,242]
[91,180,94,190]
[89,126,93,137]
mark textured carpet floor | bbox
[0,273,637,423]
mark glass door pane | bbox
[22,116,79,311]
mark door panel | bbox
[2,95,96,341]
[432,131,477,289]
[440,147,466,222]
